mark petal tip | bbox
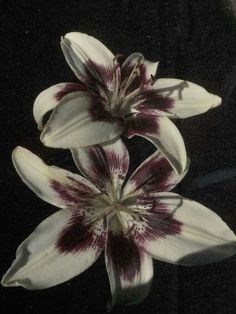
[40,130,53,147]
[1,274,8,287]
[37,123,43,131]
[12,146,25,160]
[1,271,17,288]
[213,95,222,108]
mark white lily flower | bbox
[34,32,221,174]
[2,141,235,309]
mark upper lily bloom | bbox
[33,32,221,174]
[2,141,235,309]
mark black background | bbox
[1,1,236,313]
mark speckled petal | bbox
[72,138,129,198]
[105,215,153,309]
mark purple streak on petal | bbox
[82,145,111,190]
[54,83,87,101]
[130,157,174,193]
[56,214,106,254]
[83,60,117,92]
[135,90,174,112]
[107,232,142,281]
[50,176,97,207]
[89,95,125,126]
[85,146,128,190]
[125,114,159,138]
[134,196,182,243]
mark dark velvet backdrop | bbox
[1,1,236,313]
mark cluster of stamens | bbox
[109,55,145,113]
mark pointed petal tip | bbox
[1,271,19,288]
[1,279,16,288]
[1,273,37,290]
[179,156,190,176]
[12,146,21,154]
[60,36,67,46]
[1,274,8,287]
[64,31,85,39]
[40,131,48,146]
[12,146,27,161]
[142,194,236,266]
[212,94,222,108]
[40,130,57,148]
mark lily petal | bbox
[125,114,187,174]
[41,91,125,148]
[33,83,87,131]
[1,210,106,289]
[132,192,236,266]
[105,216,153,309]
[153,79,221,118]
[61,32,119,91]
[12,147,102,209]
[122,150,189,197]
[72,138,129,198]
[131,89,175,116]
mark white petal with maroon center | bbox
[105,215,153,309]
[1,210,107,289]
[36,32,222,177]
[127,192,236,266]
[3,142,235,308]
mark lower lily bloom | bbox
[33,32,221,174]
[2,141,235,309]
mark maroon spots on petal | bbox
[135,90,174,112]
[55,83,87,101]
[80,145,129,192]
[143,215,182,241]
[107,233,142,281]
[105,150,129,181]
[56,214,106,254]
[130,156,174,193]
[125,114,159,138]
[50,176,97,207]
[134,196,182,243]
